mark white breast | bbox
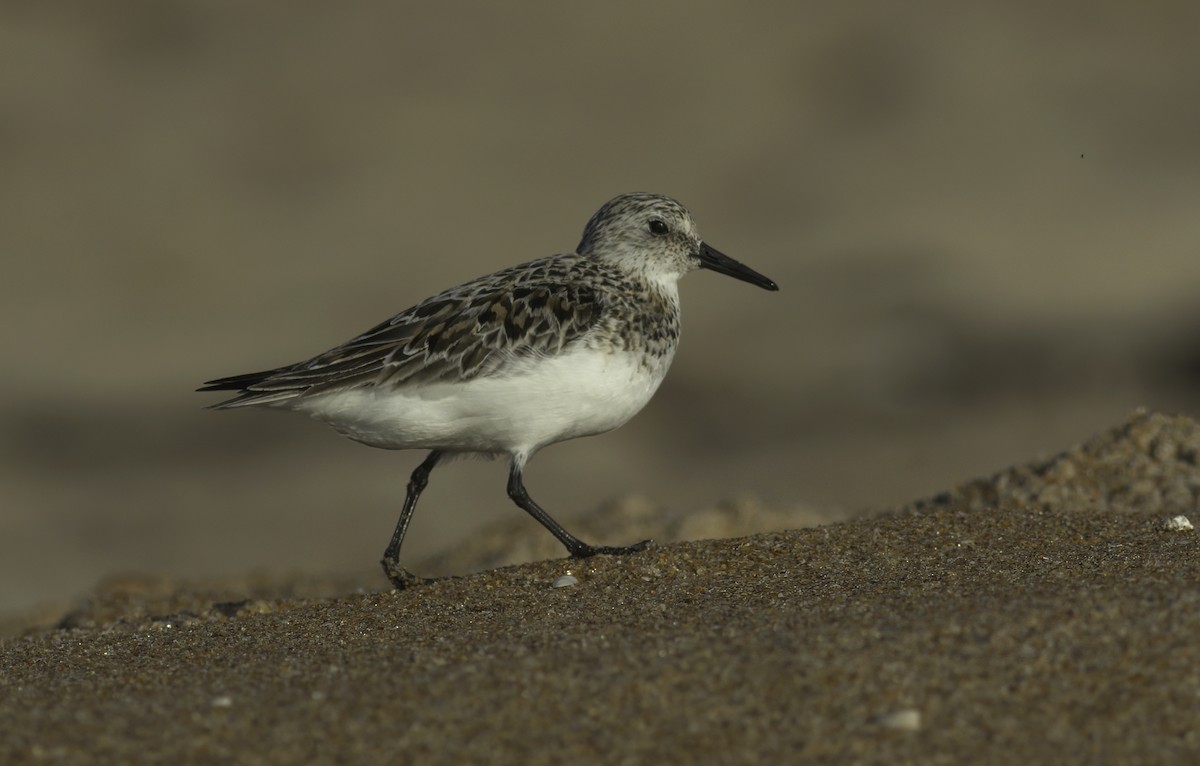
[290,344,674,457]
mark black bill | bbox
[696,242,779,291]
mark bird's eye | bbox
[648,219,669,236]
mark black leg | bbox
[506,462,650,559]
[380,450,443,589]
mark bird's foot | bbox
[569,539,653,559]
[380,557,435,590]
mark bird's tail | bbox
[196,370,304,409]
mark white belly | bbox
[290,346,672,457]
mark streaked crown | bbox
[575,193,704,281]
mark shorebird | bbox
[200,192,778,588]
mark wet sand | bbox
[4,410,1198,763]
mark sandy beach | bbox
[4,411,1198,763]
[4,3,1200,762]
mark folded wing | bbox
[199,276,605,409]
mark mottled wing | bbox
[315,281,604,388]
[201,264,605,407]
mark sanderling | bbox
[200,192,778,588]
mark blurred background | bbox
[3,1,1200,616]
